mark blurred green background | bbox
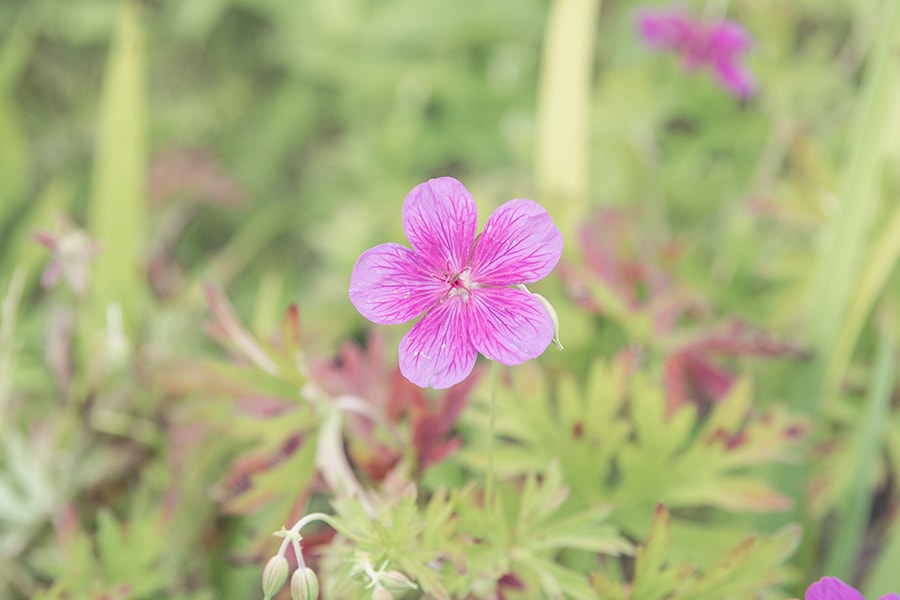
[2,0,900,597]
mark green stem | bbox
[275,512,341,568]
[534,0,602,237]
[485,361,499,512]
[822,309,896,580]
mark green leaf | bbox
[535,0,601,219]
[592,504,800,600]
[628,505,696,600]
[469,461,631,599]
[86,0,148,340]
[327,488,456,600]
[823,313,896,579]
[463,360,802,574]
[824,201,900,402]
[670,525,801,600]
[864,501,900,597]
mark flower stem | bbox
[485,360,499,512]
[274,512,339,568]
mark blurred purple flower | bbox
[637,6,756,99]
[349,177,562,389]
[803,576,899,600]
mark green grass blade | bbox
[86,0,148,338]
[864,505,900,597]
[803,0,900,410]
[772,0,900,536]
[824,200,900,402]
[822,310,896,580]
[534,0,601,236]
[0,97,27,229]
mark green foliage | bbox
[463,360,803,567]
[323,490,456,600]
[33,507,215,600]
[1,0,899,598]
[321,461,630,600]
[593,505,800,600]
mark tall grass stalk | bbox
[802,0,900,412]
[485,361,499,513]
[86,0,148,341]
[534,0,601,237]
[824,201,900,402]
[822,309,895,580]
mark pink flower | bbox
[637,6,755,99]
[804,577,899,600]
[349,177,563,389]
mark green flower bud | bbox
[379,570,417,593]
[371,587,393,600]
[290,567,319,600]
[262,555,289,600]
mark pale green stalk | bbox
[535,0,602,236]
[865,502,900,597]
[485,360,499,512]
[824,201,900,402]
[275,512,340,567]
[86,0,148,341]
[822,310,895,580]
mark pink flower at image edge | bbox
[804,576,900,600]
[637,6,756,99]
[349,177,562,389]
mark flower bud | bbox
[371,587,393,600]
[262,555,290,599]
[379,570,417,593]
[290,567,319,600]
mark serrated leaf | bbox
[669,525,801,600]
[594,505,799,600]
[327,488,459,600]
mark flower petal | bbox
[399,296,477,389]
[349,243,448,324]
[713,59,755,99]
[637,8,694,51]
[709,21,752,57]
[467,287,553,365]
[402,177,478,276]
[469,199,563,286]
[805,577,864,600]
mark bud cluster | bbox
[259,514,416,600]
[260,512,334,600]
[261,551,320,600]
